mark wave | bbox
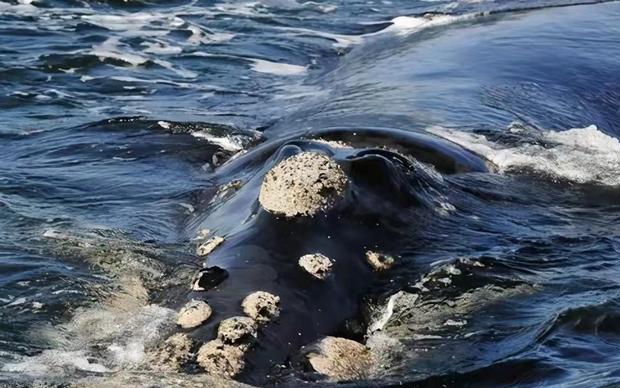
[355,0,620,46]
[250,58,308,76]
[383,13,480,36]
[428,124,620,186]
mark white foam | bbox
[428,125,620,186]
[272,12,480,51]
[178,202,195,213]
[444,319,467,327]
[108,341,145,365]
[385,13,478,36]
[82,13,184,33]
[191,131,245,152]
[5,249,176,377]
[42,228,62,238]
[108,76,203,89]
[91,38,197,78]
[369,291,419,333]
[412,334,443,340]
[272,26,363,48]
[250,58,308,76]
[369,292,399,333]
[141,40,183,55]
[6,297,27,307]
[2,350,109,375]
[187,24,235,45]
[92,37,149,66]
[8,303,176,378]
[152,59,198,78]
[210,2,262,17]
[0,2,39,16]
[157,120,171,129]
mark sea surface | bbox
[1,0,620,386]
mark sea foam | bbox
[429,124,620,186]
[250,58,308,76]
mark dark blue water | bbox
[1,0,620,386]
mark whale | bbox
[172,126,491,384]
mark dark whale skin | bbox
[181,127,490,384]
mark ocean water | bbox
[1,0,620,386]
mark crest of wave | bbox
[429,124,620,186]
